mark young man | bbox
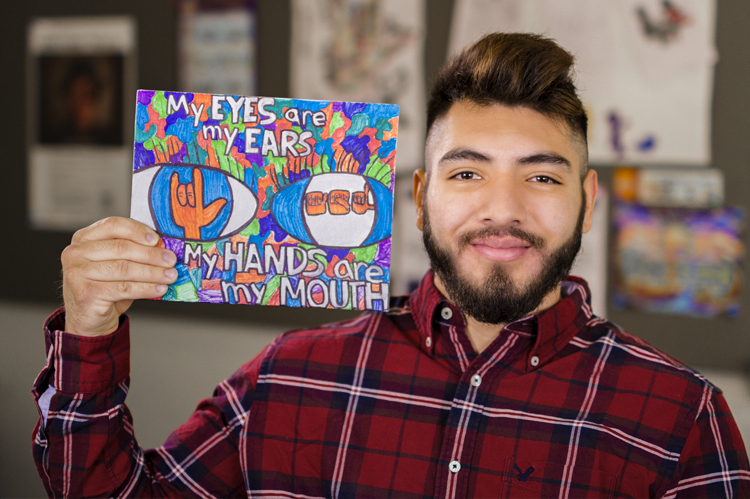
[33,33,748,498]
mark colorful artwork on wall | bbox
[131,90,399,311]
[611,202,744,317]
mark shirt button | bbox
[441,307,453,320]
[425,336,432,348]
[530,355,540,367]
[470,374,482,387]
[449,460,461,473]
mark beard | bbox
[422,196,585,325]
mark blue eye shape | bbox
[131,164,258,241]
[271,172,393,248]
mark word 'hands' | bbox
[61,217,178,337]
[170,168,227,239]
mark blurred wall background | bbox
[1,1,749,497]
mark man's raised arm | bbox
[31,217,258,497]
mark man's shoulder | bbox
[582,316,720,398]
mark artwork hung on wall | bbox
[178,0,257,96]
[448,0,717,165]
[290,0,425,169]
[131,90,399,311]
[611,202,744,317]
[27,16,136,231]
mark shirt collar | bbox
[409,271,594,366]
[507,275,594,368]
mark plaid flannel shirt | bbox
[32,274,750,498]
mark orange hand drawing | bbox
[305,191,328,215]
[170,168,227,240]
[328,190,351,215]
[352,183,375,214]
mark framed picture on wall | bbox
[27,16,136,231]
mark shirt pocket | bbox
[502,457,619,498]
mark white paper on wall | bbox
[27,16,137,231]
[448,0,717,166]
[179,8,257,96]
[290,0,426,170]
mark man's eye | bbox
[531,175,559,184]
[453,171,477,180]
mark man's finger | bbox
[82,280,169,305]
[76,260,179,285]
[72,238,177,268]
[72,217,159,247]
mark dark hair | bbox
[427,33,588,168]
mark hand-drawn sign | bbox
[131,90,399,311]
[131,164,258,241]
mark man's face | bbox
[414,102,598,324]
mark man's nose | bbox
[476,176,527,227]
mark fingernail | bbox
[156,284,168,294]
[165,268,177,279]
[146,233,158,245]
[163,252,176,264]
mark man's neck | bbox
[432,275,563,354]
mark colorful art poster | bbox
[612,202,744,317]
[131,90,399,311]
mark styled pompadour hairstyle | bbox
[427,32,588,169]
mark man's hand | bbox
[61,217,178,337]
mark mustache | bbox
[458,226,545,250]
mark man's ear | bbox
[582,169,598,234]
[413,169,427,231]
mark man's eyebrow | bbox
[438,148,492,165]
[518,153,572,170]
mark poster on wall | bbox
[131,90,399,311]
[178,0,257,96]
[448,0,717,166]
[27,17,136,231]
[289,0,425,170]
[611,202,744,317]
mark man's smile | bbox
[468,235,533,262]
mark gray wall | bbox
[2,1,750,496]
[3,1,748,365]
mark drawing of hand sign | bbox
[352,183,375,214]
[170,168,227,240]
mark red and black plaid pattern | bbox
[32,274,749,498]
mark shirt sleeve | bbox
[662,388,750,498]
[31,307,268,498]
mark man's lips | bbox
[468,236,533,262]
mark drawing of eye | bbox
[131,164,258,241]
[272,172,393,248]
